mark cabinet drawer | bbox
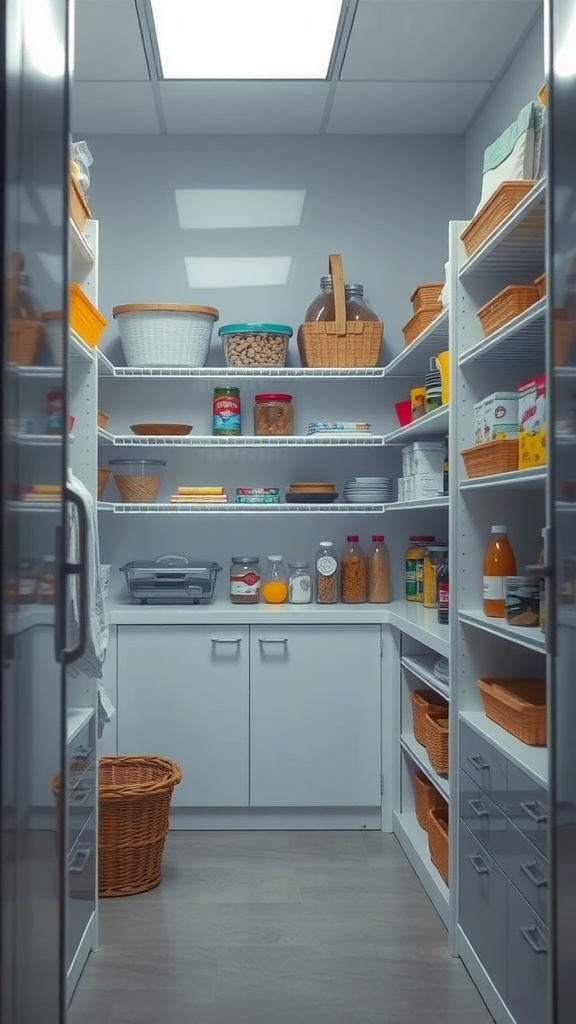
[507,763,548,857]
[459,722,507,811]
[459,769,507,867]
[68,769,96,850]
[67,814,96,969]
[505,823,548,923]
[458,819,507,998]
[68,719,96,777]
[506,883,548,1024]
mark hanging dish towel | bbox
[67,470,109,680]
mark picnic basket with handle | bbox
[297,254,383,367]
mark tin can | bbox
[504,576,539,627]
[213,387,241,436]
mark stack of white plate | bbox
[343,477,392,503]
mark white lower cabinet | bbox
[249,624,382,808]
[117,625,250,807]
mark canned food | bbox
[505,576,539,627]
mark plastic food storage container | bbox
[253,393,293,436]
[120,555,221,604]
[109,459,166,502]
[218,323,293,367]
[113,304,219,368]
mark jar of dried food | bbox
[423,545,448,609]
[341,535,367,604]
[505,576,539,627]
[368,535,390,603]
[213,387,241,436]
[230,556,261,604]
[288,562,312,604]
[405,535,435,602]
[304,276,334,322]
[253,393,293,436]
[315,541,338,604]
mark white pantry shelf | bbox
[459,710,547,788]
[459,466,547,490]
[393,811,449,926]
[69,218,95,269]
[97,352,386,379]
[98,429,387,448]
[98,501,387,514]
[388,601,450,658]
[401,733,450,798]
[9,433,74,447]
[459,178,546,278]
[67,707,95,746]
[401,653,449,700]
[458,298,545,367]
[383,308,449,379]
[387,495,448,511]
[6,364,61,379]
[384,405,449,445]
[459,609,546,654]
[70,330,94,364]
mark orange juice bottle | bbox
[483,526,516,618]
[261,556,288,604]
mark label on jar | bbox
[230,570,260,597]
[438,582,449,615]
[405,558,419,598]
[289,574,312,604]
[483,575,505,600]
[317,555,337,576]
[213,394,241,435]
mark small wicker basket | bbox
[410,284,443,313]
[8,319,43,365]
[477,678,547,746]
[477,284,540,337]
[411,689,449,747]
[461,180,536,258]
[402,306,441,347]
[461,438,519,479]
[425,714,449,776]
[413,769,445,831]
[428,803,449,884]
[97,467,110,500]
[99,755,182,897]
[297,255,382,367]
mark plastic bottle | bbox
[437,554,449,625]
[261,556,288,604]
[368,536,390,603]
[482,525,517,618]
[341,535,367,603]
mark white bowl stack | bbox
[343,477,392,503]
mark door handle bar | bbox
[520,800,547,824]
[467,798,489,818]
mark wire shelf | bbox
[384,405,448,445]
[384,308,449,379]
[97,353,386,379]
[6,364,61,379]
[459,178,546,278]
[9,433,74,447]
[460,467,546,490]
[98,429,387,447]
[459,299,545,367]
[69,218,95,269]
[98,501,387,514]
[70,330,94,364]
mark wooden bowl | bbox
[289,481,336,493]
[130,423,193,436]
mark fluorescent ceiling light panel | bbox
[151,0,343,79]
[185,256,292,289]
[175,189,306,229]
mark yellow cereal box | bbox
[518,375,547,468]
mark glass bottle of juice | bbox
[483,525,517,618]
[261,556,288,604]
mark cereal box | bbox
[482,392,519,442]
[518,375,547,467]
[473,402,484,444]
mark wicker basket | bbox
[477,285,540,337]
[461,180,536,258]
[99,755,182,897]
[8,319,43,365]
[98,410,109,430]
[413,769,445,831]
[402,306,441,347]
[428,803,449,884]
[297,255,382,368]
[70,175,91,232]
[461,438,519,479]
[534,273,546,298]
[112,473,162,503]
[477,678,547,746]
[411,689,449,746]
[425,714,449,776]
[98,467,110,500]
[411,284,443,313]
[113,303,219,368]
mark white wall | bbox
[464,11,544,214]
[86,133,465,366]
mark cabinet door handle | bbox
[210,637,242,644]
[468,754,489,771]
[258,638,288,644]
[69,845,90,874]
[468,853,489,875]
[520,925,548,954]
[520,800,547,824]
[467,798,489,818]
[520,860,548,888]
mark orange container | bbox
[69,176,91,232]
[70,283,107,347]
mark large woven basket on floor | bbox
[413,768,445,831]
[99,755,182,897]
[411,689,449,746]
[428,803,449,884]
[297,254,382,367]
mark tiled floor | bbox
[69,831,494,1024]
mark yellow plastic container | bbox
[70,282,107,347]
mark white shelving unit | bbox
[393,811,449,923]
[458,609,546,653]
[99,501,387,514]
[400,733,450,798]
[384,404,449,445]
[98,428,387,448]
[401,653,449,700]
[460,467,546,491]
[382,307,449,378]
[459,178,546,277]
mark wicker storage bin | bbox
[70,175,91,232]
[99,755,182,897]
[425,714,449,775]
[411,689,449,746]
[461,180,536,258]
[477,678,547,746]
[8,319,43,365]
[461,438,519,479]
[413,768,445,831]
[110,459,165,503]
[411,284,443,313]
[428,803,449,884]
[534,273,546,298]
[113,303,219,368]
[297,255,382,367]
[477,285,540,337]
[402,306,441,347]
[98,467,110,500]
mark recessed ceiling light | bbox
[175,189,306,229]
[184,256,292,289]
[151,0,343,80]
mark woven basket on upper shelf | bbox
[461,180,536,258]
[70,175,91,232]
[425,714,449,776]
[99,755,182,897]
[477,678,547,746]
[8,319,43,365]
[297,254,383,367]
[461,438,519,479]
[411,284,443,313]
[428,803,449,884]
[477,284,540,337]
[413,768,445,831]
[402,306,441,347]
[411,689,449,747]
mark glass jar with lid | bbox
[253,393,293,436]
[341,535,367,603]
[344,285,379,322]
[230,556,260,604]
[288,562,312,604]
[261,556,288,604]
[315,541,338,604]
[423,545,448,609]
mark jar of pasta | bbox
[341,536,367,604]
[253,393,293,436]
[423,545,448,609]
[315,542,338,604]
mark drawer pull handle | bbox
[70,783,91,806]
[69,845,90,874]
[468,853,489,875]
[520,800,547,825]
[520,861,548,888]
[520,925,548,954]
[258,638,288,644]
[72,744,93,763]
[210,637,242,644]
[468,754,489,771]
[467,798,489,818]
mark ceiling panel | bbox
[326,81,491,134]
[159,82,331,134]
[71,83,161,133]
[74,0,150,81]
[340,0,541,81]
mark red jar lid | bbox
[372,535,384,541]
[347,535,359,542]
[255,393,292,402]
[410,535,435,542]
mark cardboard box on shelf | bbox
[481,392,519,443]
[518,375,547,467]
[473,402,484,444]
[402,441,445,477]
[411,473,444,500]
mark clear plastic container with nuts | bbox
[218,322,293,367]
